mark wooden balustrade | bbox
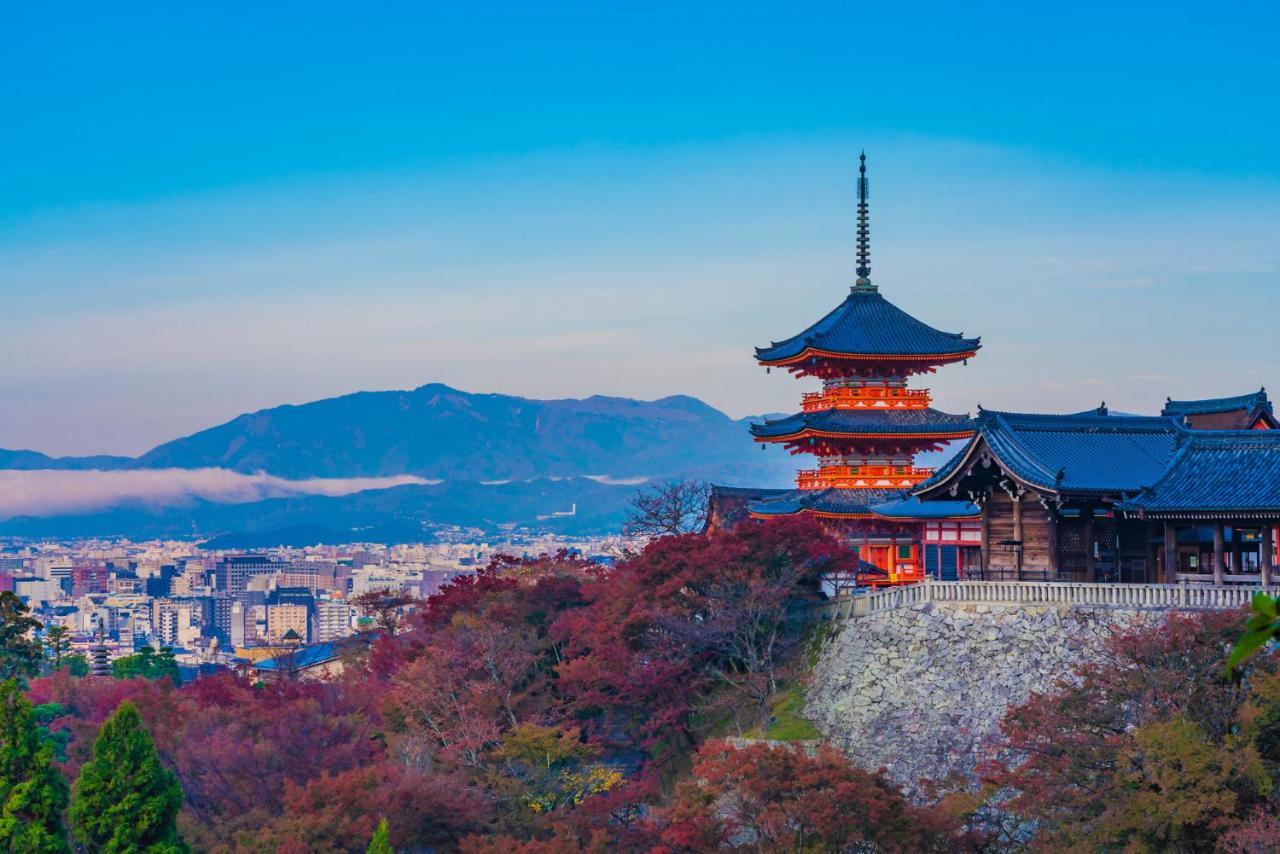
[800,386,932,412]
[821,579,1264,621]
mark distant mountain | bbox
[134,383,787,483]
[0,383,797,539]
[0,449,134,471]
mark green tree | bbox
[43,625,71,670]
[112,646,179,683]
[70,701,186,853]
[0,679,70,852]
[366,818,393,854]
[62,654,89,678]
[0,592,43,681]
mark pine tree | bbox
[70,700,186,853]
[366,818,393,854]
[0,679,70,853]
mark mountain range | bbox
[0,384,795,541]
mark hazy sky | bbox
[4,3,1279,456]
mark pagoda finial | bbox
[854,151,873,290]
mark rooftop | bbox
[918,407,1183,496]
[756,288,981,365]
[751,407,973,440]
[1162,389,1271,417]
[1117,430,1280,516]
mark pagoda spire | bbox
[855,151,872,289]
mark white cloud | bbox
[0,468,434,520]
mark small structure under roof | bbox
[1162,388,1277,430]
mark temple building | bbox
[913,393,1280,584]
[729,154,983,584]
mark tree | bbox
[983,609,1280,850]
[656,740,965,852]
[43,625,71,670]
[0,591,43,681]
[112,646,179,683]
[367,818,392,854]
[0,679,70,852]
[555,517,854,742]
[353,587,419,636]
[624,479,711,537]
[70,700,186,853]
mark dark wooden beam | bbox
[1213,523,1226,586]
[1046,505,1059,578]
[1012,496,1023,581]
[1263,525,1275,588]
[1164,521,1178,584]
[1083,509,1096,583]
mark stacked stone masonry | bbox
[805,601,1158,790]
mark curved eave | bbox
[756,346,979,368]
[912,433,1061,500]
[753,428,975,444]
[748,508,880,521]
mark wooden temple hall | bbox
[710,153,1280,588]
[914,395,1280,585]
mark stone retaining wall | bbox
[805,601,1155,789]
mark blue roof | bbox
[254,642,337,672]
[1162,389,1271,417]
[750,408,972,440]
[748,488,978,519]
[917,408,1183,496]
[1117,430,1280,515]
[871,496,981,519]
[756,287,981,363]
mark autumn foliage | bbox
[18,518,1280,851]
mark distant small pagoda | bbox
[747,153,981,584]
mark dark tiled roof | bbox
[871,496,981,519]
[1162,389,1271,417]
[917,408,1183,496]
[755,288,981,363]
[1117,430,1280,515]
[749,487,906,517]
[750,408,973,440]
[748,488,979,519]
[706,485,794,530]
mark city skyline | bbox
[4,4,1279,456]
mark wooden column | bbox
[1212,523,1226,586]
[1233,527,1243,575]
[1083,509,1097,583]
[1046,507,1059,579]
[1012,495,1024,580]
[1164,521,1179,584]
[1263,524,1275,588]
[980,503,990,576]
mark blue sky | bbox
[3,2,1278,455]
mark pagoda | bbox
[747,153,980,585]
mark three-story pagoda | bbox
[747,154,980,584]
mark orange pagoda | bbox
[746,153,982,585]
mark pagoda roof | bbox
[917,407,1183,497]
[747,488,978,520]
[756,286,981,365]
[1116,430,1280,518]
[750,407,973,440]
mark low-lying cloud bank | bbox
[0,468,434,520]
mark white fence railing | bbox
[822,580,1264,621]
